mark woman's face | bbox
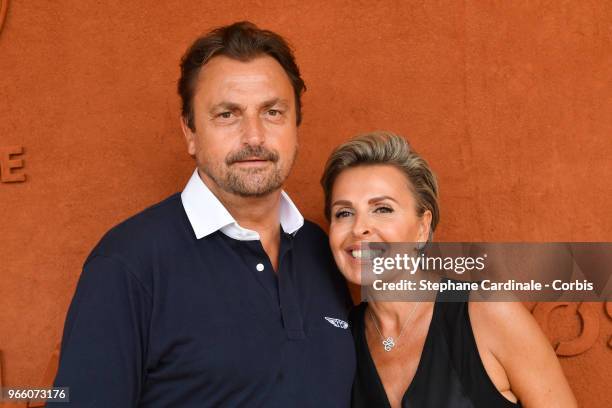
[329,164,432,285]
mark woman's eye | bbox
[374,206,393,214]
[334,210,353,219]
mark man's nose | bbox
[241,114,265,146]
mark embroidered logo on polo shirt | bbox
[324,317,349,329]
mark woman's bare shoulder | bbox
[468,301,577,407]
[469,301,549,359]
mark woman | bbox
[320,131,577,407]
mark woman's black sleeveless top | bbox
[350,289,522,408]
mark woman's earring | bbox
[415,230,433,254]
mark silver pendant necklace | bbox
[368,303,419,352]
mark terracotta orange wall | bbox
[0,1,610,406]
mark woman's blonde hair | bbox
[320,131,439,237]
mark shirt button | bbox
[256,263,264,272]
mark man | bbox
[49,22,355,407]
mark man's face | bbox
[182,55,298,198]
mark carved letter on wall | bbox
[0,0,8,37]
[533,302,600,356]
[25,344,59,408]
[0,349,24,408]
[0,345,59,408]
[606,302,612,348]
[0,146,26,183]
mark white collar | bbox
[180,168,304,241]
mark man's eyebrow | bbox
[209,102,244,114]
[208,99,290,114]
[260,98,290,109]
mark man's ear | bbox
[180,116,197,156]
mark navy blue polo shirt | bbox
[49,182,356,407]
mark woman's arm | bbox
[470,301,578,408]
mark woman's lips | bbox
[344,242,389,258]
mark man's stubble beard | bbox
[200,147,298,198]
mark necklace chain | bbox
[368,303,418,352]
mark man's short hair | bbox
[178,21,306,131]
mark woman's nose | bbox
[352,214,371,237]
